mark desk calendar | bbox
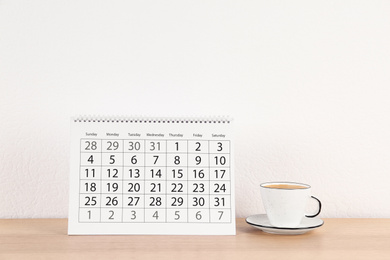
[68,117,235,235]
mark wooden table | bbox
[0,218,389,259]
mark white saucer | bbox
[246,214,324,235]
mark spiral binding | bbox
[73,116,231,124]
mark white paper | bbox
[68,117,235,235]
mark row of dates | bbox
[80,153,230,167]
[80,180,231,194]
[81,140,230,154]
[80,195,231,208]
[79,208,231,223]
[80,167,230,180]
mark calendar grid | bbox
[78,139,232,224]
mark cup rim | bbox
[260,181,311,190]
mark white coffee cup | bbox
[260,181,321,228]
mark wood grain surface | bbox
[0,218,389,259]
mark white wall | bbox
[1,0,390,218]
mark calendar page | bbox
[68,117,235,235]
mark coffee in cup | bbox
[260,182,321,228]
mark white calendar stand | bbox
[68,117,235,235]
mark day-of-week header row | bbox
[85,132,227,139]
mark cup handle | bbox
[305,196,322,218]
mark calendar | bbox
[68,117,235,235]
